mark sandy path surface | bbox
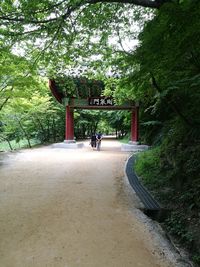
[0,139,177,267]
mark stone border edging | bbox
[125,155,161,210]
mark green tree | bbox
[0,0,155,75]
[74,110,101,138]
[102,110,130,137]
[129,0,198,188]
[0,49,39,111]
[0,76,66,149]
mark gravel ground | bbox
[0,139,184,267]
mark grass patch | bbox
[0,139,41,151]
[119,136,130,144]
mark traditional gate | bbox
[49,78,139,144]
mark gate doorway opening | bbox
[49,78,139,145]
[74,110,130,141]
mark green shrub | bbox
[165,211,194,247]
[134,145,200,264]
[134,146,169,190]
[192,254,200,265]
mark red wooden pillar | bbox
[131,106,139,143]
[65,106,75,142]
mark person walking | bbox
[96,132,102,151]
[90,133,97,150]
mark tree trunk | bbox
[35,115,47,141]
[6,139,13,150]
[52,117,56,142]
[0,137,13,150]
[16,116,31,148]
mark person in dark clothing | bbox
[90,133,97,149]
[96,132,102,151]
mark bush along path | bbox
[134,147,200,267]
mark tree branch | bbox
[0,14,60,24]
[0,0,171,26]
[116,27,134,55]
[87,0,169,8]
[4,29,42,37]
[0,86,14,111]
[27,0,67,15]
[0,0,84,24]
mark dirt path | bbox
[0,139,178,267]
